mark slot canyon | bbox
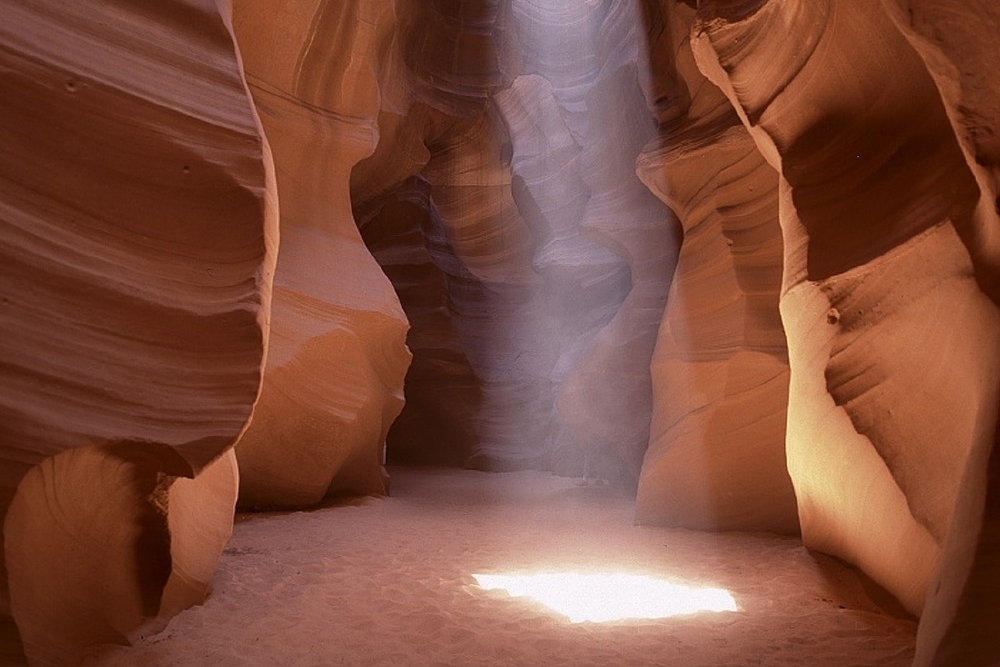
[1,0,999,665]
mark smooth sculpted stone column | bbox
[692,0,1000,635]
[421,108,553,471]
[635,2,795,533]
[232,0,411,505]
[355,0,542,471]
[0,0,275,663]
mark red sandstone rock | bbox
[877,2,1000,665]
[5,1,1000,664]
[633,3,796,533]
[692,2,1000,661]
[359,187,483,466]
[0,0,273,662]
[230,0,411,506]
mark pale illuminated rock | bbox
[877,2,1000,664]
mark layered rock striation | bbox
[878,2,1000,665]
[635,2,796,533]
[0,0,274,662]
[355,0,677,484]
[230,0,411,506]
[691,0,1000,662]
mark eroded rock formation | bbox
[634,2,796,533]
[0,0,274,662]
[355,0,677,485]
[3,0,1000,665]
[878,3,1000,665]
[230,0,410,505]
[690,0,1000,663]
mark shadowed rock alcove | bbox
[1,1,999,666]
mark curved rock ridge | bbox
[422,107,554,470]
[879,0,1000,294]
[400,0,521,117]
[546,0,677,485]
[360,182,483,466]
[351,2,551,470]
[6,447,239,667]
[634,2,795,533]
[231,0,411,506]
[352,0,675,479]
[691,0,1000,657]
[877,2,1000,665]
[8,1,1000,663]
[483,0,675,481]
[0,0,274,662]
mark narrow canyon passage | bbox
[86,468,915,667]
[3,1,1000,665]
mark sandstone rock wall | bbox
[635,2,796,532]
[691,0,1000,662]
[355,0,678,484]
[230,0,411,506]
[4,1,1000,665]
[878,2,1000,665]
[0,0,274,662]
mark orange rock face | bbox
[879,3,1000,665]
[635,3,796,533]
[230,0,411,506]
[356,0,677,483]
[0,0,274,662]
[692,0,1000,663]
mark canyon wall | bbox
[634,2,796,533]
[353,0,679,485]
[879,3,1000,665]
[0,0,274,663]
[230,0,411,506]
[690,0,1000,663]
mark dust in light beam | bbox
[472,572,738,623]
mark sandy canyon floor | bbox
[86,468,916,667]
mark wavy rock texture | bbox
[8,0,1000,664]
[490,0,675,481]
[541,0,677,484]
[876,3,1000,665]
[6,448,238,667]
[0,0,273,663]
[230,0,411,506]
[691,0,1000,659]
[353,0,675,480]
[421,108,551,470]
[352,1,548,470]
[635,3,796,533]
[359,184,483,466]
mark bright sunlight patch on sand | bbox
[472,572,738,623]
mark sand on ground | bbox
[84,467,916,667]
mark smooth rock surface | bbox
[635,3,796,533]
[0,0,273,662]
[4,2,1000,665]
[692,3,1000,664]
[231,0,411,506]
